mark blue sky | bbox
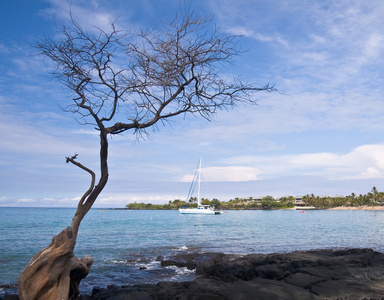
[1,0,384,207]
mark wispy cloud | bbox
[0,108,96,158]
[227,144,384,180]
[41,0,121,32]
[39,0,159,36]
[227,26,289,47]
[211,0,384,91]
[180,166,262,182]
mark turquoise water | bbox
[1,208,384,296]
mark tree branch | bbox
[65,154,96,208]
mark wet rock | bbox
[132,248,384,299]
[5,248,384,299]
[201,248,384,299]
[160,252,229,272]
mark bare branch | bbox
[65,154,95,209]
[33,5,275,237]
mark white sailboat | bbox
[179,158,223,215]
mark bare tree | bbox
[18,9,274,300]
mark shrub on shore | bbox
[125,187,384,210]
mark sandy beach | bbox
[327,205,384,210]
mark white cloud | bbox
[291,153,342,168]
[227,26,289,47]
[360,167,381,179]
[180,166,261,182]
[227,144,384,180]
[42,0,132,33]
[16,198,35,204]
[0,119,96,158]
[164,89,384,151]
[342,145,384,179]
[213,0,384,93]
[12,196,82,207]
[363,32,384,61]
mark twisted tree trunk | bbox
[18,227,93,300]
[18,131,109,300]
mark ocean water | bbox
[1,207,384,296]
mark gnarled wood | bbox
[18,133,108,300]
[18,226,93,300]
[18,147,105,299]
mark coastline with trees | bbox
[125,186,384,210]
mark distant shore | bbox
[112,206,384,211]
[327,205,384,210]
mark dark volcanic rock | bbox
[82,248,384,299]
[160,252,230,272]
[4,248,384,299]
[84,277,321,300]
[201,248,384,299]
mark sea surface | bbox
[1,207,384,296]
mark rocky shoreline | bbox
[2,248,384,299]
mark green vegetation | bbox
[301,186,384,208]
[125,187,384,210]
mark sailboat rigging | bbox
[179,158,223,215]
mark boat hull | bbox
[179,208,223,215]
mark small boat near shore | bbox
[179,158,223,215]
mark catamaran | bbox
[179,158,223,215]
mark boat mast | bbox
[197,157,201,206]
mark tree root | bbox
[18,226,93,300]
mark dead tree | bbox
[18,9,274,300]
